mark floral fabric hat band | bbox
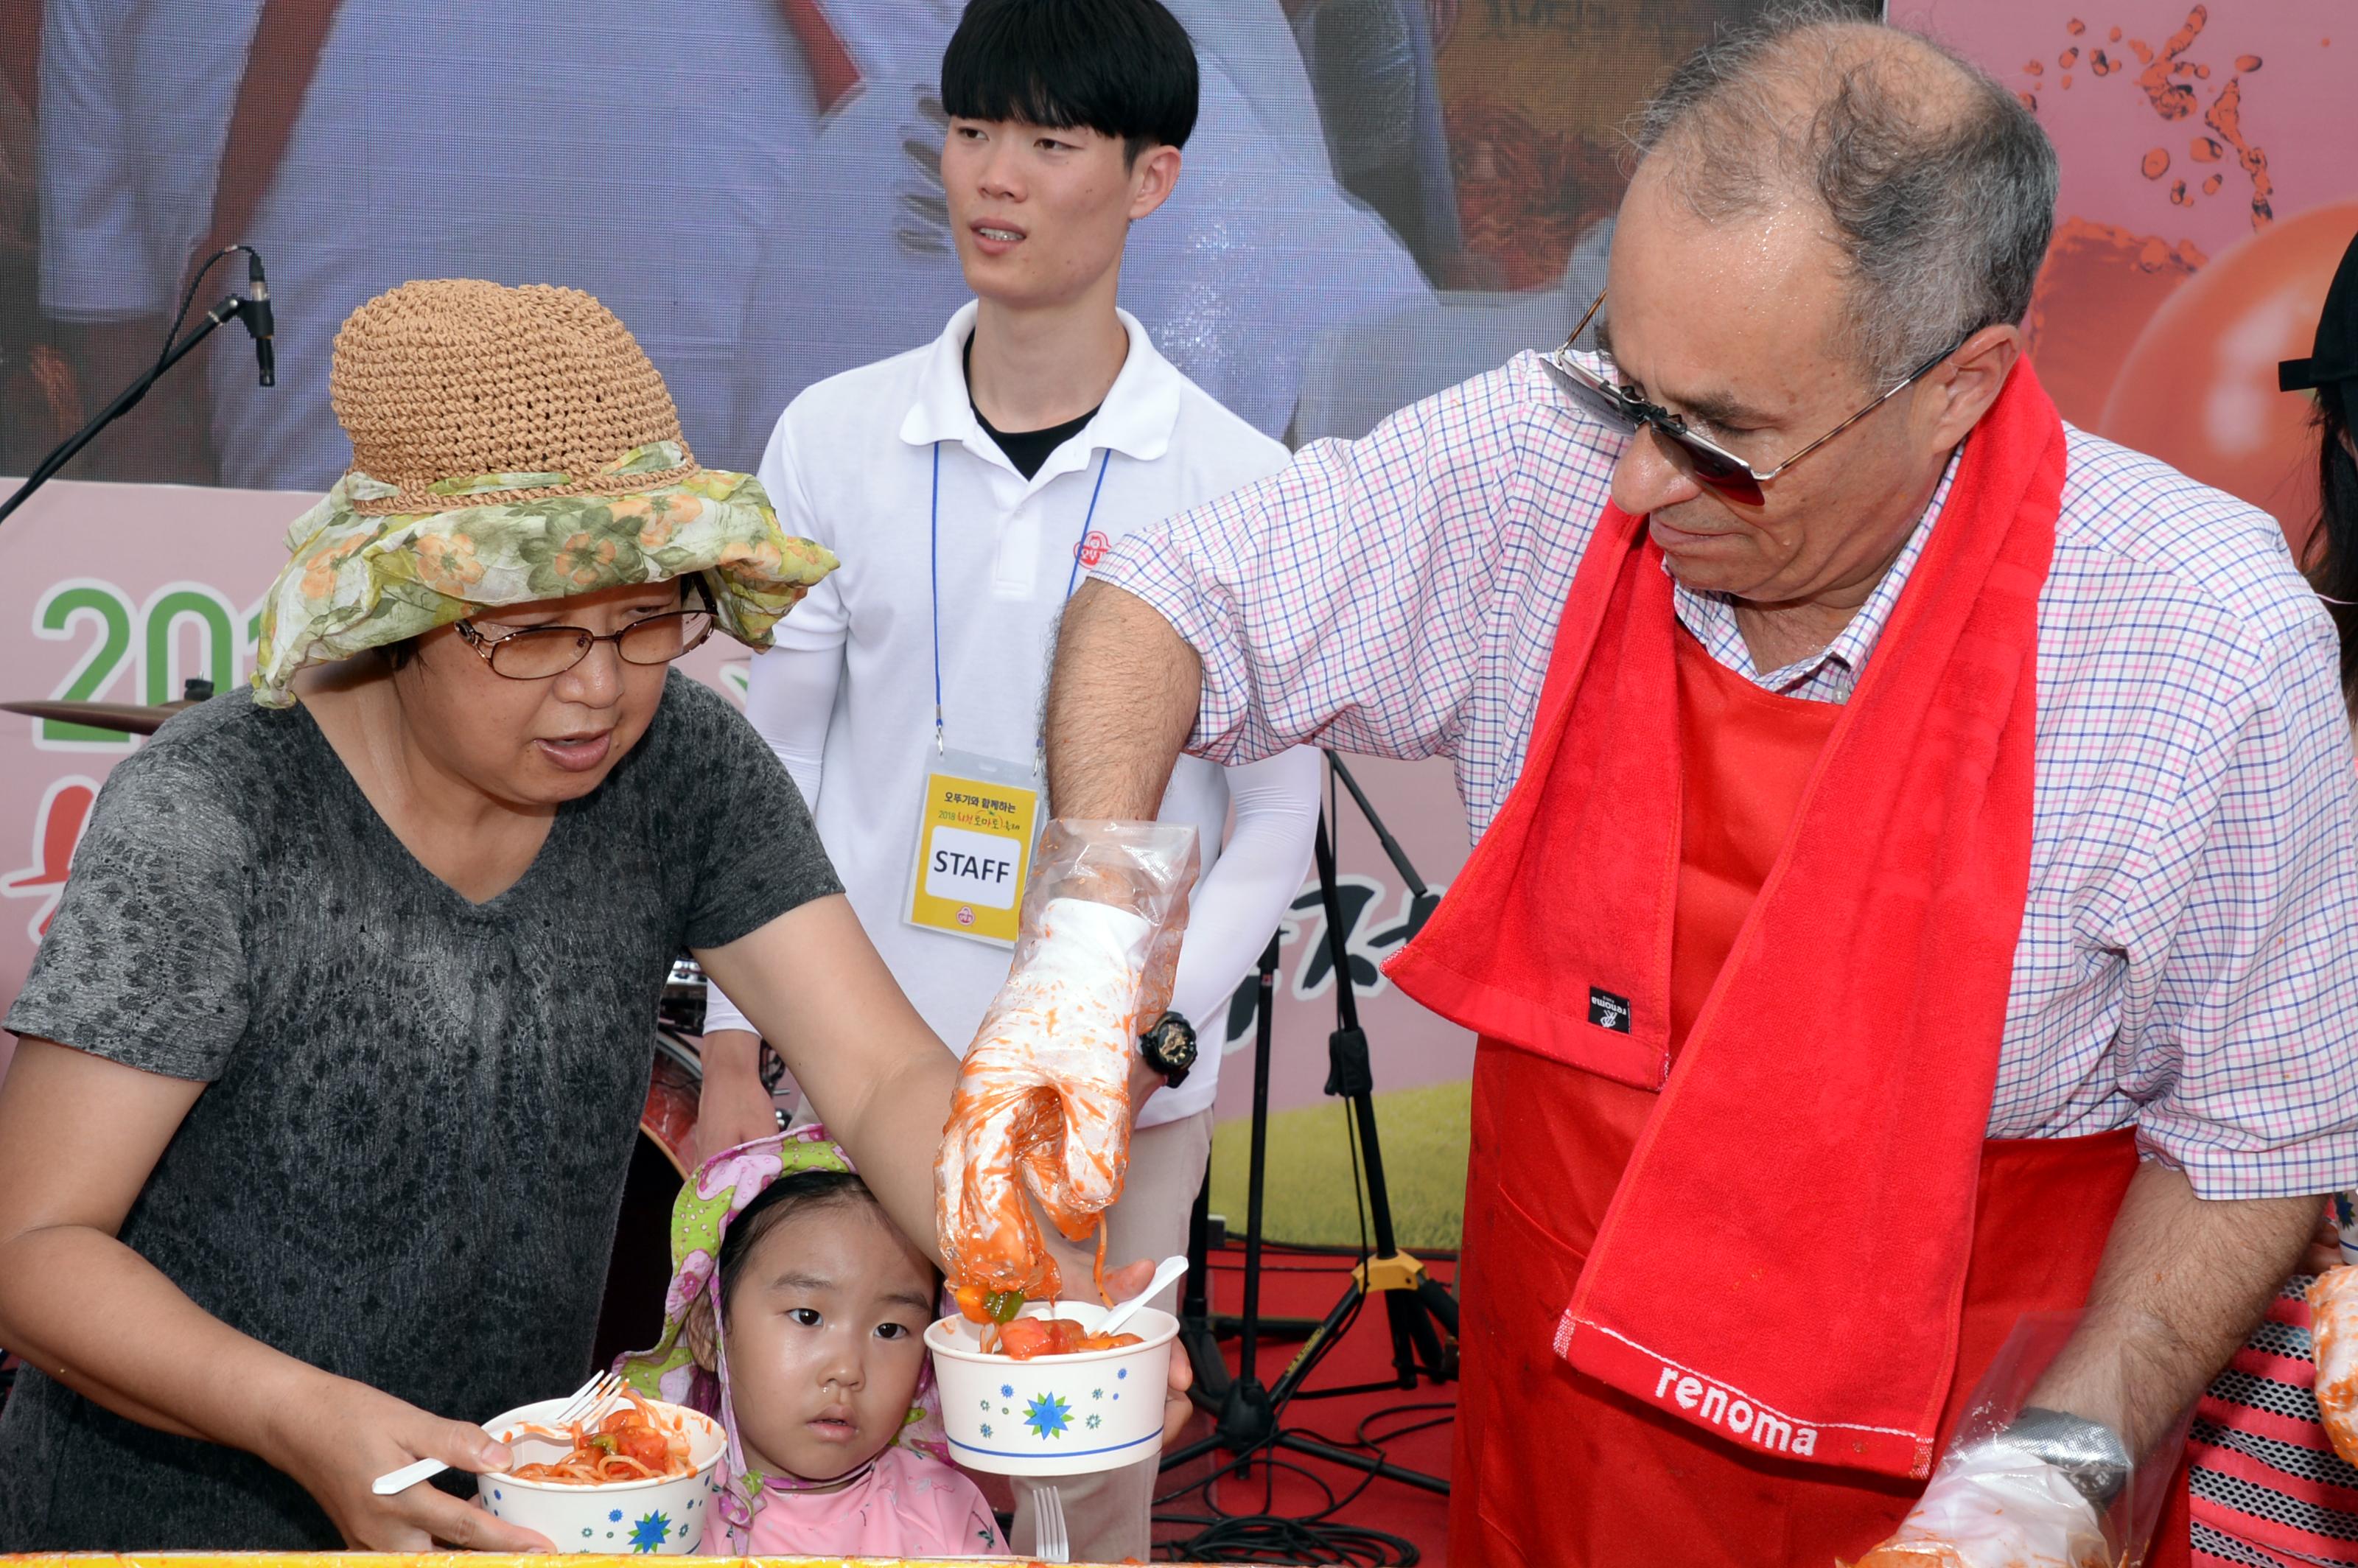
[247,279,836,706]
[251,441,834,706]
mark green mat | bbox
[1204,1079,1471,1251]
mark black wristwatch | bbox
[1138,1011,1198,1089]
[1999,1406,2133,1509]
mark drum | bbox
[641,1035,703,1177]
[593,1037,703,1373]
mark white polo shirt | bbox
[706,304,1318,1125]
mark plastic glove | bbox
[1849,1441,2110,1568]
[935,821,1196,1301]
[2309,1265,2358,1466]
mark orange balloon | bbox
[2099,199,2357,557]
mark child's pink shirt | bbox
[700,1446,1006,1558]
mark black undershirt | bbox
[965,335,1100,480]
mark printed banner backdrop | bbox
[0,0,1864,1250]
[1896,0,2356,556]
[19,4,2340,1250]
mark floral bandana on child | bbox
[614,1127,951,1544]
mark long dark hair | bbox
[2303,379,2358,701]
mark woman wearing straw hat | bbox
[0,279,1064,1550]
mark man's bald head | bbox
[1630,6,2056,388]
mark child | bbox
[620,1129,1005,1558]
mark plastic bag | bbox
[1849,1312,2190,1568]
[934,819,1199,1301]
[2310,1266,2358,1465]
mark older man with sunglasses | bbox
[934,11,2358,1568]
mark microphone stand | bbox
[1164,762,1459,1502]
[0,288,270,531]
[1324,751,1441,943]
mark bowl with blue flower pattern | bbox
[476,1395,726,1553]
[926,1298,1178,1476]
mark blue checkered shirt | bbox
[1092,352,2358,1199]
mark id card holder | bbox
[904,747,1042,948]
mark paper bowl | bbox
[476,1396,726,1553]
[926,1301,1178,1476]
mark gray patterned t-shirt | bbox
[0,671,839,1549]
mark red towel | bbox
[1388,360,2066,1479]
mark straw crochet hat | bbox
[251,279,836,707]
[331,279,699,514]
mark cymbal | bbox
[2,699,198,736]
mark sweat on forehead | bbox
[1626,7,2056,385]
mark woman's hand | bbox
[694,1029,781,1164]
[265,1376,556,1551]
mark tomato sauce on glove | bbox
[935,896,1154,1299]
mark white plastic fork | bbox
[370,1369,622,1497]
[1029,1481,1070,1564]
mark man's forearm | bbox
[1044,581,1203,821]
[2031,1160,2316,1458]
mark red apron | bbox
[1446,629,2187,1566]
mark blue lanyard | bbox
[930,440,1113,757]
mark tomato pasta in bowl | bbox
[476,1387,727,1553]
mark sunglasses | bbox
[1539,287,1966,505]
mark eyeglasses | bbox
[454,591,716,681]
[1538,287,1967,505]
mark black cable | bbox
[1153,1442,1271,1510]
[158,246,253,374]
[1159,1513,1418,1565]
[1156,1444,1419,1565]
[1354,1403,1454,1448]
[1156,1452,1414,1564]
[1285,1379,1418,1402]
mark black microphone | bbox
[242,250,275,386]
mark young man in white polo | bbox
[700,0,1320,1555]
